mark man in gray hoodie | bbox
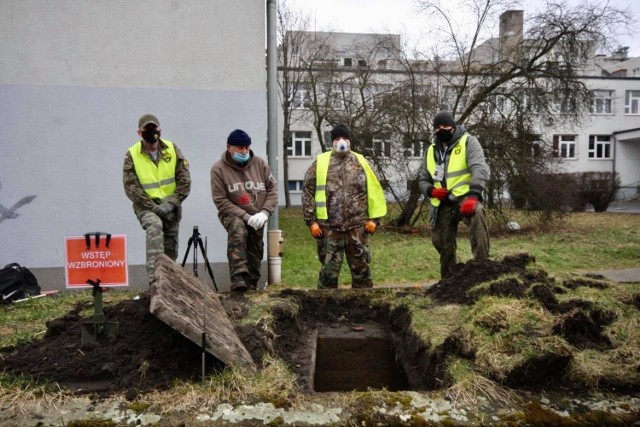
[418,111,490,279]
[210,129,278,292]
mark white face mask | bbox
[333,138,350,153]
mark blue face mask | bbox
[232,151,250,163]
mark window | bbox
[478,92,506,114]
[553,135,577,159]
[588,135,612,159]
[326,85,351,110]
[287,131,312,157]
[323,131,333,149]
[292,89,311,109]
[442,86,467,113]
[404,134,428,158]
[555,92,578,114]
[357,59,367,67]
[365,139,391,158]
[625,90,640,114]
[591,90,613,114]
[522,89,544,113]
[288,180,304,192]
[343,58,353,68]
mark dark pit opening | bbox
[312,323,408,392]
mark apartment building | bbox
[280,11,640,206]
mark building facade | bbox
[279,12,640,207]
[0,0,270,290]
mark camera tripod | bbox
[180,226,218,292]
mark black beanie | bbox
[227,129,252,146]
[330,124,352,141]
[433,111,456,128]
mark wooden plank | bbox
[149,254,256,372]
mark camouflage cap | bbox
[138,114,160,129]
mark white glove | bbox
[249,212,269,230]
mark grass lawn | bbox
[276,207,640,289]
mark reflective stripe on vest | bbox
[128,140,178,200]
[315,151,387,220]
[426,133,470,207]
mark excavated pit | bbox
[312,324,408,392]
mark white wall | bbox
[0,0,268,290]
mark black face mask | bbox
[436,129,453,142]
[141,128,160,144]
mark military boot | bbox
[230,274,248,292]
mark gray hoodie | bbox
[210,151,278,222]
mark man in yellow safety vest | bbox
[123,114,191,282]
[302,124,387,289]
[418,111,490,279]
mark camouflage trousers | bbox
[220,214,263,286]
[431,201,490,279]
[315,226,373,289]
[136,210,180,281]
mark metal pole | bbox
[266,0,279,229]
[266,0,283,286]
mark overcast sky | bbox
[286,0,639,58]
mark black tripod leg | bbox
[181,238,194,268]
[196,239,219,292]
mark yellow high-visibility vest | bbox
[128,140,177,200]
[426,133,471,207]
[315,151,387,219]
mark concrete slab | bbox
[587,268,640,283]
[149,254,256,372]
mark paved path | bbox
[589,268,640,283]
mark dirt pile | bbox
[0,295,214,398]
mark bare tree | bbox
[279,0,630,226]
[383,0,633,226]
[276,0,324,207]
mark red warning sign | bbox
[64,234,128,288]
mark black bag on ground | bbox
[0,263,41,303]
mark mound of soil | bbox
[0,252,636,399]
[0,295,214,398]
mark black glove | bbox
[153,203,174,218]
[164,212,177,223]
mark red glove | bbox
[430,187,450,201]
[459,196,478,216]
[364,220,377,234]
[309,223,323,238]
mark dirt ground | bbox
[0,252,639,424]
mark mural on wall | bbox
[0,182,36,224]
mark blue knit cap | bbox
[227,129,252,146]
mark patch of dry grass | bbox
[137,355,298,414]
[0,373,67,415]
[445,359,521,407]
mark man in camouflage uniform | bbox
[123,114,191,282]
[303,124,387,289]
[418,111,490,278]
[210,129,278,292]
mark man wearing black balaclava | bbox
[123,114,191,283]
[418,111,490,279]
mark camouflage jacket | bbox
[123,139,191,217]
[302,151,371,231]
